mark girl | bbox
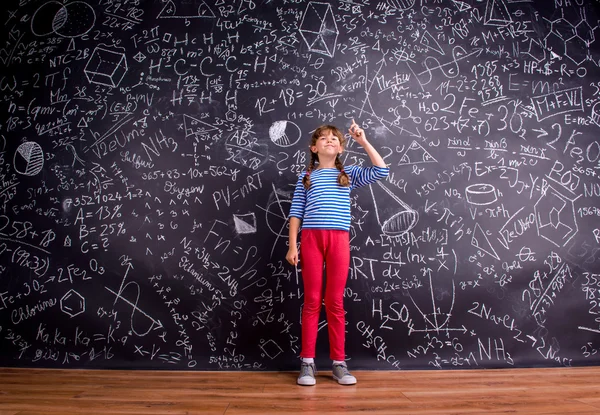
[286,120,389,386]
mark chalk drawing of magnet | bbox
[465,184,497,206]
[592,102,600,127]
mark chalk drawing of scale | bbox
[369,182,465,336]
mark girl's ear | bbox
[310,145,317,154]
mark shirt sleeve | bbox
[288,173,306,220]
[347,165,390,189]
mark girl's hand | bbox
[286,246,298,266]
[349,119,368,146]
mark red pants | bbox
[299,229,350,361]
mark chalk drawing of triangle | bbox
[471,223,500,260]
[183,115,219,138]
[233,213,257,235]
[420,30,445,55]
[157,0,216,19]
[398,141,438,165]
[484,0,512,26]
[452,0,471,12]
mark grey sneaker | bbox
[297,361,317,386]
[332,362,356,385]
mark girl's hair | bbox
[302,125,349,189]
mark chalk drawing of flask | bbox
[369,181,419,236]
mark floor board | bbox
[1,367,599,414]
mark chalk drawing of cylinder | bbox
[370,182,419,236]
[465,183,497,206]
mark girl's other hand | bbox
[286,246,299,266]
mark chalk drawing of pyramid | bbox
[158,0,215,19]
[484,0,511,26]
[398,141,437,165]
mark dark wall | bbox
[1,0,600,370]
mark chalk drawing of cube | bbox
[84,47,128,88]
[299,2,338,58]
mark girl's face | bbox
[311,129,343,157]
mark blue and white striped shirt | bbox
[288,165,389,231]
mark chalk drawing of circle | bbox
[382,209,419,236]
[269,121,301,148]
[14,142,44,176]
[465,183,497,206]
[30,1,95,38]
[265,200,291,237]
[54,2,96,38]
[31,1,66,36]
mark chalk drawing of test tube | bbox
[369,181,419,236]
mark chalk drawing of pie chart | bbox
[14,142,44,176]
[31,1,96,38]
[269,121,301,148]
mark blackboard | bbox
[1,0,600,370]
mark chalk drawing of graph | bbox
[408,279,467,336]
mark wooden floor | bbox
[1,366,600,414]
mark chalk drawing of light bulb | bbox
[369,181,419,236]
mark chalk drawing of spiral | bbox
[269,121,301,148]
[14,142,44,176]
